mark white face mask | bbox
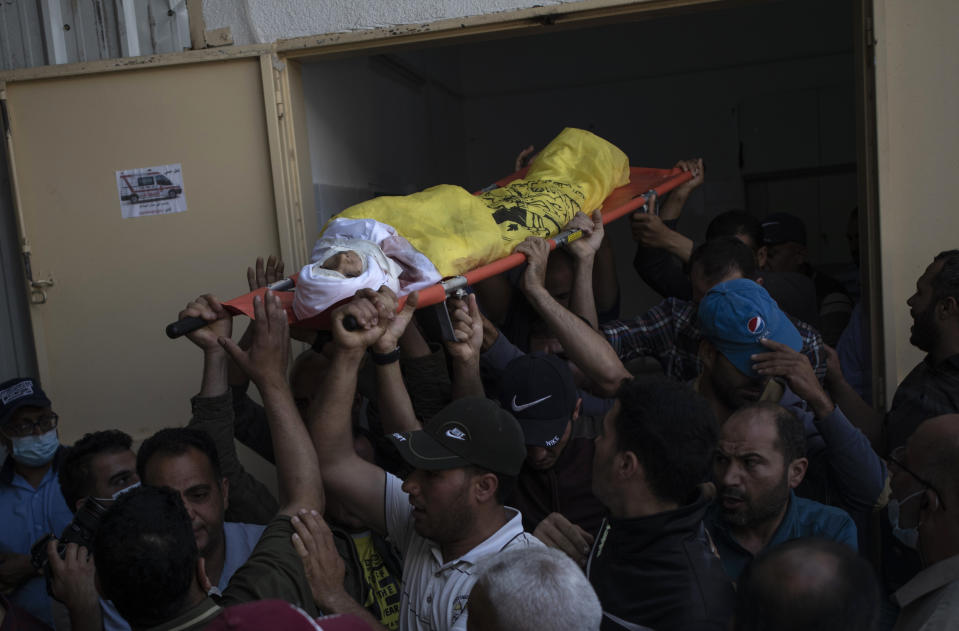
[888,490,924,550]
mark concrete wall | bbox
[203,0,580,46]
[873,0,959,403]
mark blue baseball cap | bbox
[698,279,802,377]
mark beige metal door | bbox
[4,58,281,444]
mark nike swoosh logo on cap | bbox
[511,394,552,412]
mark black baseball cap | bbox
[497,353,578,447]
[388,397,526,476]
[761,212,807,246]
[0,378,52,425]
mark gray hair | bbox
[470,546,602,631]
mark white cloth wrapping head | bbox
[292,218,442,320]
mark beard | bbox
[910,304,939,352]
[720,469,790,528]
[413,481,475,544]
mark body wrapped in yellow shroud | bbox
[323,127,630,277]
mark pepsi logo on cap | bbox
[747,316,765,335]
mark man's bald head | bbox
[907,414,959,510]
[734,538,879,631]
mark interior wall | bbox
[873,0,959,403]
[301,55,467,229]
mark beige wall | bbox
[873,0,959,405]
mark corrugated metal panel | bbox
[0,0,191,71]
[0,137,39,380]
[62,0,123,63]
[0,1,48,70]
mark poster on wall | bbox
[116,163,187,218]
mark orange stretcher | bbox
[165,166,692,338]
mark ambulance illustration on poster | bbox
[116,163,187,218]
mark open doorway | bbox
[294,0,867,372]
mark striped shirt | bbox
[384,473,542,631]
[601,297,826,383]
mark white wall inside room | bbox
[300,0,857,318]
[301,54,468,229]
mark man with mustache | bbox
[695,279,887,531]
[708,401,857,580]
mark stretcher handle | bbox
[166,278,297,339]
[167,313,359,339]
[165,316,207,339]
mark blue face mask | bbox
[11,429,59,467]
[888,490,924,550]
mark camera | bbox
[30,496,109,595]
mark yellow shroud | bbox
[323,127,629,276]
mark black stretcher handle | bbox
[165,316,208,339]
[168,312,360,339]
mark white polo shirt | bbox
[384,472,542,631]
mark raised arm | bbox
[657,158,704,224]
[823,345,882,449]
[445,294,485,399]
[227,256,285,389]
[564,210,604,329]
[308,289,398,535]
[179,294,278,523]
[630,159,703,269]
[370,291,421,433]
[515,236,632,397]
[220,291,322,516]
[752,338,888,512]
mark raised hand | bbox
[179,294,232,353]
[444,294,483,365]
[515,236,551,296]
[565,210,604,261]
[753,338,834,418]
[247,255,286,291]
[371,290,419,355]
[514,145,536,172]
[673,158,704,197]
[331,286,396,353]
[219,290,289,390]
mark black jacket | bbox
[586,492,735,631]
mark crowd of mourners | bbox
[2,159,958,631]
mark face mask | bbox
[11,429,59,467]
[888,490,924,550]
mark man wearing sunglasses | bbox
[0,377,73,626]
[889,414,959,630]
